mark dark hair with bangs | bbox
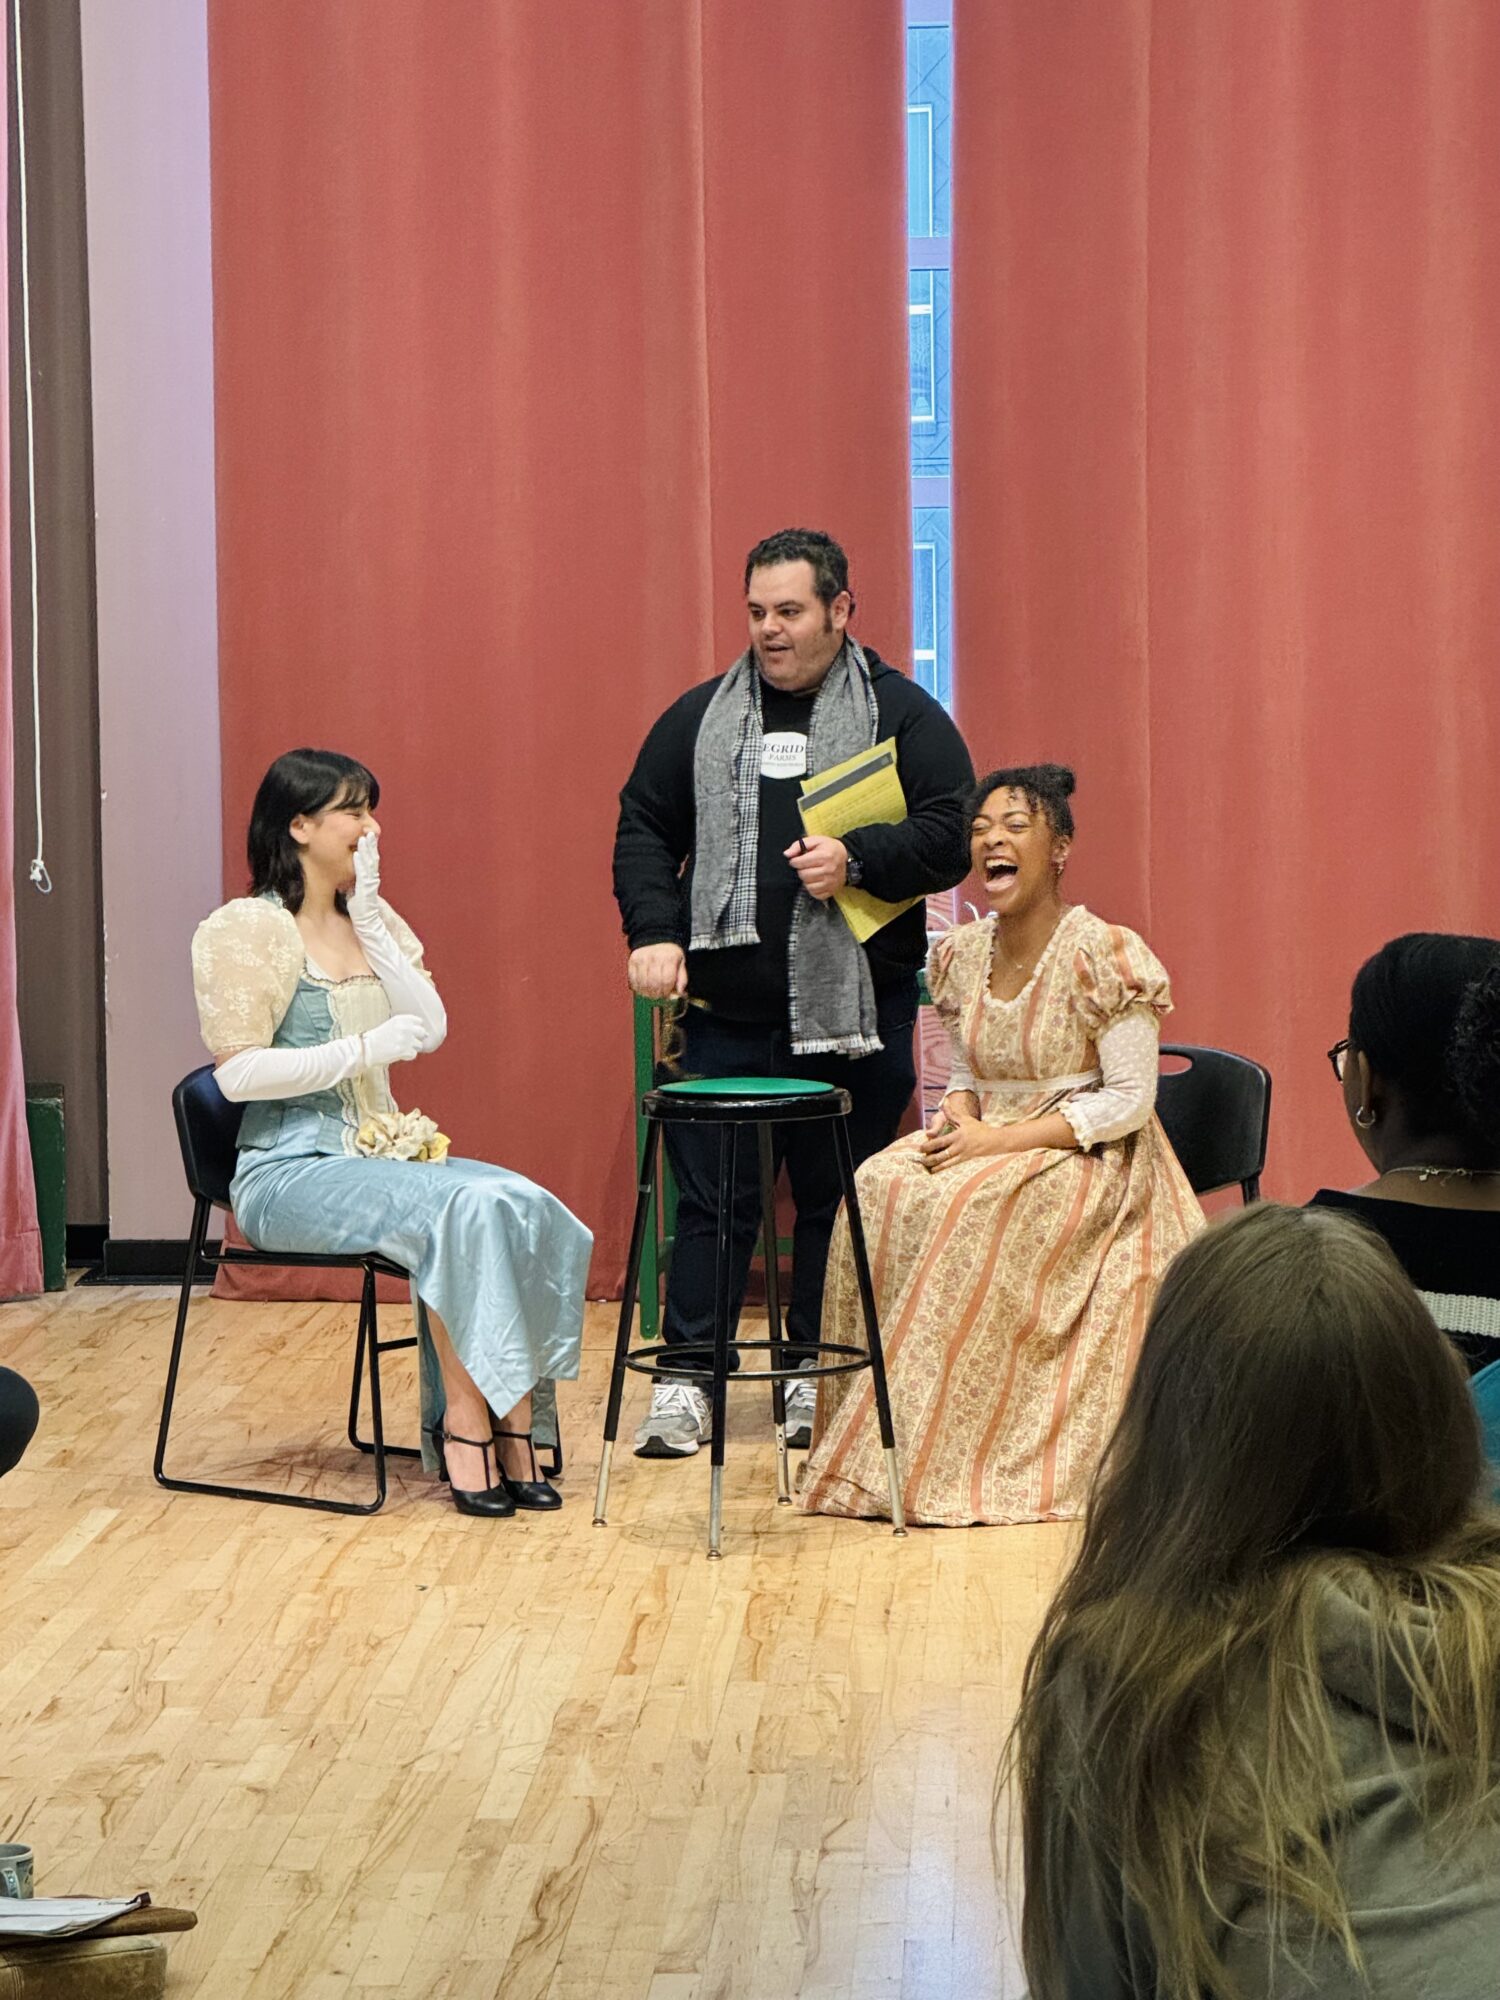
[969,763,1076,840]
[247,748,379,914]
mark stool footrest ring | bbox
[622,1338,869,1383]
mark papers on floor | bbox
[799,738,919,943]
[0,1895,150,1940]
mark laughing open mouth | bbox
[985,858,1019,883]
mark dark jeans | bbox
[660,984,918,1365]
[0,1367,39,1478]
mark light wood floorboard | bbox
[0,1284,1071,1996]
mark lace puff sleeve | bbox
[1072,925,1174,1038]
[926,922,987,1101]
[191,899,304,1055]
[925,920,987,1030]
[1063,924,1173,1151]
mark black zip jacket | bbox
[612,649,975,1022]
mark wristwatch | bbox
[844,848,864,888]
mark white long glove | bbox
[215,1013,427,1103]
[348,832,448,1052]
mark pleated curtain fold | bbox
[208,0,911,1289]
[954,0,1500,1200]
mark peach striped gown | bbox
[799,906,1203,1527]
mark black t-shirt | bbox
[692,682,820,1019]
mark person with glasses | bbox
[1310,933,1500,1374]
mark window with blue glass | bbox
[907,1,951,710]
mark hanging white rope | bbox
[13,0,49,893]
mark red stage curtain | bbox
[207,1,909,1293]
[955,0,1500,1201]
[1,16,42,1301]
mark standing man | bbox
[613,528,975,1459]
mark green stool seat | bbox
[647,1077,845,1127]
[659,1076,835,1097]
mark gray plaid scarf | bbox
[689,639,882,1056]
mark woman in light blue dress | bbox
[191,748,591,1518]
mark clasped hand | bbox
[920,1093,1008,1172]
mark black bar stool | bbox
[594,1075,907,1557]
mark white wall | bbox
[80,0,220,1240]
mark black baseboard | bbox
[66,1223,107,1266]
[75,1236,220,1287]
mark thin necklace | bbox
[1382,1164,1500,1184]
[994,908,1062,977]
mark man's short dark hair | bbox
[743,528,853,611]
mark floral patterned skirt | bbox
[798,1118,1202,1526]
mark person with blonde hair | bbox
[1008,1201,1500,2000]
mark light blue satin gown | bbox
[202,901,590,1468]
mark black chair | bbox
[595,1076,907,1558]
[1156,1044,1272,1203]
[154,1064,423,1514]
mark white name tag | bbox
[760,731,809,779]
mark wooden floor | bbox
[0,1282,1071,1998]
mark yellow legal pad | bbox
[798,738,920,944]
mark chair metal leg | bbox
[834,1119,907,1538]
[154,1196,213,1489]
[350,1272,420,1464]
[156,1210,393,1516]
[596,1119,661,1526]
[758,1123,792,1505]
[706,1123,737,1559]
[360,1264,392,1510]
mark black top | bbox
[1308,1188,1500,1375]
[612,648,975,1022]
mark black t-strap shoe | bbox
[429,1425,517,1518]
[492,1429,563,1511]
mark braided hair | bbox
[969,763,1076,839]
[1349,933,1500,1152]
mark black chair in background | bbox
[154,1064,421,1515]
[1156,1044,1272,1203]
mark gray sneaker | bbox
[633,1380,712,1458]
[783,1364,818,1451]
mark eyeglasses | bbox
[1327,1037,1351,1081]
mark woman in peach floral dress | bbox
[800,765,1202,1527]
